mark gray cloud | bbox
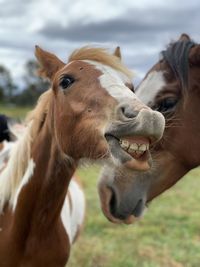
[39,6,200,44]
[0,0,31,18]
[0,0,200,83]
[36,4,200,79]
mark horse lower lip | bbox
[105,133,119,142]
[127,150,148,160]
[123,151,151,171]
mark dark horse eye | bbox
[156,98,178,113]
[59,76,74,89]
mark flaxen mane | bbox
[0,90,53,212]
[68,47,133,79]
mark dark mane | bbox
[161,39,196,90]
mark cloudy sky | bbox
[0,0,200,85]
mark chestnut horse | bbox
[0,46,164,266]
[98,33,200,223]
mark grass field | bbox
[69,166,200,267]
[1,106,200,267]
[0,104,32,118]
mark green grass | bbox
[2,106,200,267]
[0,104,32,118]
[68,166,200,267]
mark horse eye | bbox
[59,76,74,89]
[155,98,178,113]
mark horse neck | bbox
[13,117,77,235]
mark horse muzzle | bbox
[98,166,150,224]
[105,108,165,171]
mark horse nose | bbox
[118,103,139,119]
[117,102,150,120]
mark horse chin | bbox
[105,134,152,171]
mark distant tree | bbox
[0,65,16,102]
[17,59,50,106]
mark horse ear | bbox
[35,46,65,80]
[189,45,200,65]
[113,46,121,60]
[178,33,191,42]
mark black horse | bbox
[0,115,11,142]
[0,115,18,143]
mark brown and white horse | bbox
[98,33,200,224]
[0,46,164,266]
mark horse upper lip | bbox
[106,109,165,144]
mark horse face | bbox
[98,59,176,224]
[98,34,200,224]
[35,46,164,172]
[136,35,200,201]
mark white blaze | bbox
[83,60,139,102]
[136,71,166,105]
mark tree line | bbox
[0,60,49,106]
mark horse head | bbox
[98,34,200,224]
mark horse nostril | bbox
[109,189,130,220]
[132,199,144,217]
[119,104,139,119]
[109,189,128,220]
[109,188,117,217]
[121,106,125,115]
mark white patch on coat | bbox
[61,179,85,244]
[136,71,166,105]
[0,141,15,171]
[84,60,138,102]
[12,158,35,211]
[0,122,32,214]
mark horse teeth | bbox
[119,139,149,153]
[130,143,138,150]
[128,147,135,153]
[139,144,147,152]
[120,140,130,150]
